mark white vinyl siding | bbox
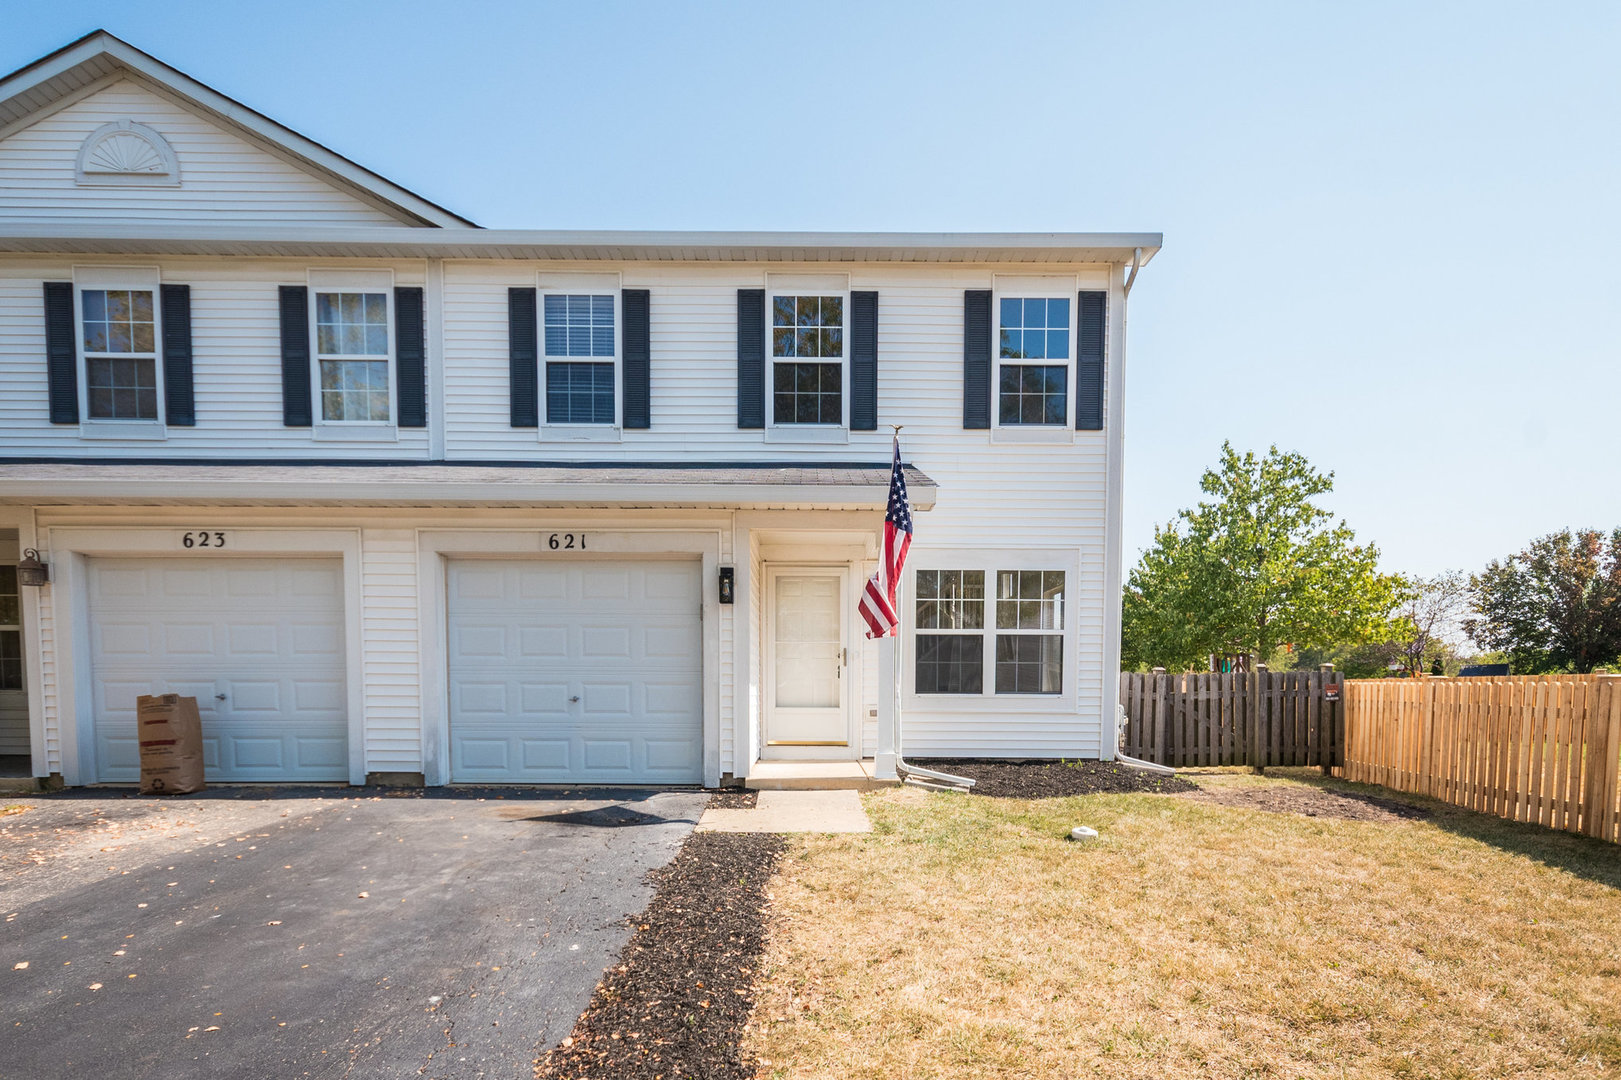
[0,79,408,226]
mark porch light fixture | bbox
[17,548,49,587]
[718,566,734,605]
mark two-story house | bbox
[0,32,1159,789]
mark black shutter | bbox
[963,289,992,429]
[736,288,765,429]
[1076,290,1106,430]
[508,287,538,428]
[850,290,878,431]
[394,286,426,428]
[43,281,78,424]
[278,286,312,427]
[621,288,651,430]
[160,283,194,426]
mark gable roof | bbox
[0,30,477,229]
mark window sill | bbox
[904,694,1075,712]
[312,424,399,443]
[79,422,166,441]
[764,425,849,444]
[540,425,622,443]
[991,425,1074,444]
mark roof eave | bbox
[0,223,1163,264]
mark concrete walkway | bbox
[696,789,872,833]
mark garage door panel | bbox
[88,557,347,783]
[448,559,702,784]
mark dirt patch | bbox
[1181,783,1429,822]
[535,832,785,1080]
[706,788,758,810]
[908,759,1198,799]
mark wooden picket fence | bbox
[1340,675,1621,842]
[1120,667,1344,768]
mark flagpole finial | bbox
[890,424,903,435]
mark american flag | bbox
[858,436,913,638]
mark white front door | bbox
[765,568,851,752]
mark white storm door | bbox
[765,569,850,748]
[87,557,349,783]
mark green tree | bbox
[1122,443,1405,670]
[1466,528,1621,673]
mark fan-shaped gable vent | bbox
[75,120,180,186]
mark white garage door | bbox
[89,558,348,783]
[447,559,702,784]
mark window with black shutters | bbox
[770,293,844,425]
[543,292,617,425]
[996,295,1070,426]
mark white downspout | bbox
[1104,248,1173,777]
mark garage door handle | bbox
[215,694,227,701]
[569,695,580,703]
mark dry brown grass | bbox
[746,770,1621,1079]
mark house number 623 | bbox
[181,531,227,549]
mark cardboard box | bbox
[136,694,206,795]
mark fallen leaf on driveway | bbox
[12,962,26,970]
[358,892,369,899]
[88,983,102,990]
[267,921,282,926]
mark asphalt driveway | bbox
[0,786,707,1079]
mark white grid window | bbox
[994,570,1065,694]
[771,294,844,425]
[316,292,390,423]
[81,288,158,421]
[543,293,616,425]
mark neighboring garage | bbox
[87,557,349,783]
[446,558,703,784]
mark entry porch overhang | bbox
[0,460,937,511]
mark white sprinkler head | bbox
[1068,826,1099,842]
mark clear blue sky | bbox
[5,1,1617,578]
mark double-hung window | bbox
[544,293,616,425]
[998,296,1070,425]
[914,566,1066,696]
[771,294,843,425]
[0,564,20,692]
[315,291,391,423]
[81,286,159,421]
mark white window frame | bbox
[308,269,395,438]
[905,549,1078,707]
[539,281,621,437]
[992,276,1079,434]
[73,265,165,439]
[766,287,850,433]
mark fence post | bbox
[1250,659,1266,774]
[1318,663,1335,776]
[1151,667,1167,766]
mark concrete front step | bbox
[744,759,898,792]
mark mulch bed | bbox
[1180,784,1430,823]
[706,788,758,810]
[535,832,785,1080]
[908,758,1198,799]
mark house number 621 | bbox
[547,533,587,550]
[182,531,227,549]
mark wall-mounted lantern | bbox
[17,548,49,587]
[718,566,734,605]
